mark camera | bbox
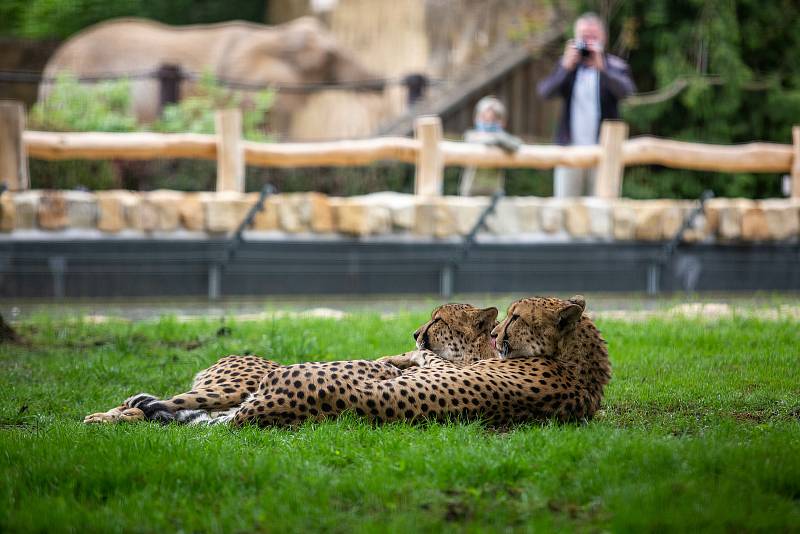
[574,40,592,58]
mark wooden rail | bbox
[623,137,794,173]
[5,107,800,198]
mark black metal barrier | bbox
[1,239,798,299]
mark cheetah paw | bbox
[83,407,145,424]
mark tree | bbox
[577,0,800,198]
[0,0,266,39]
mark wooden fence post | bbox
[792,125,800,199]
[595,120,628,198]
[0,101,29,191]
[215,108,244,193]
[414,115,444,196]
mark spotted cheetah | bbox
[168,295,610,427]
[84,304,499,424]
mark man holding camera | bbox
[538,12,636,197]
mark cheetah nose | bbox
[413,331,420,340]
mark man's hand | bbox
[587,42,605,70]
[561,40,580,71]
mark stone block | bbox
[584,198,613,239]
[360,192,418,232]
[38,191,68,230]
[514,197,543,234]
[448,196,488,236]
[204,192,253,233]
[485,198,519,236]
[760,199,800,240]
[540,199,564,234]
[97,190,135,233]
[714,198,754,240]
[146,190,184,232]
[741,204,770,241]
[0,194,14,232]
[64,190,98,229]
[270,192,334,234]
[413,200,435,236]
[308,192,334,233]
[333,197,391,236]
[126,193,158,232]
[612,201,636,240]
[563,200,590,238]
[634,200,669,241]
[12,191,39,229]
[179,192,208,232]
[277,194,305,233]
[247,193,279,231]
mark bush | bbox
[27,73,274,190]
[154,72,274,142]
[29,74,137,132]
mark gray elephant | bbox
[39,16,379,136]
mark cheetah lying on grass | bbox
[101,295,610,427]
[205,295,611,426]
[84,304,499,424]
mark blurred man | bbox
[459,96,521,196]
[538,12,635,197]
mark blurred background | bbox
[0,0,798,304]
[2,0,797,197]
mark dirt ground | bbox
[3,293,798,323]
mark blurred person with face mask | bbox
[537,12,636,197]
[459,96,521,196]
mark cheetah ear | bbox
[557,303,583,331]
[567,295,586,311]
[475,307,498,333]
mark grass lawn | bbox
[1,310,799,532]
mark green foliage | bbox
[0,0,266,39]
[154,72,275,142]
[574,0,800,198]
[29,74,137,132]
[27,73,274,190]
[1,311,799,531]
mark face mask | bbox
[475,121,502,133]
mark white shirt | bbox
[569,65,600,146]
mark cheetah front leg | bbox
[377,350,440,369]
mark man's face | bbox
[576,20,605,47]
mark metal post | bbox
[208,263,221,301]
[439,190,504,297]
[48,256,67,299]
[440,264,454,298]
[646,263,659,295]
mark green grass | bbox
[1,311,799,533]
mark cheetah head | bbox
[414,304,499,362]
[491,295,586,359]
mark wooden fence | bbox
[2,101,799,198]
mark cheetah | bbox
[172,295,610,427]
[84,304,499,424]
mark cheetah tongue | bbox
[491,337,497,350]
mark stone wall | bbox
[1,190,798,242]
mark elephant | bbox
[38,16,380,136]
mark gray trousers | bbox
[554,166,596,197]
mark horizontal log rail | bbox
[242,137,419,166]
[24,130,218,161]
[7,111,799,199]
[622,136,794,173]
[24,129,794,173]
